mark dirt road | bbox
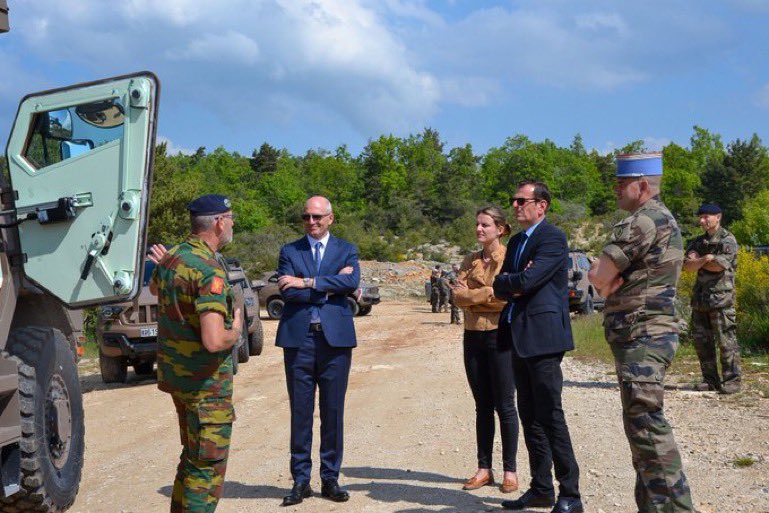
[75,299,768,513]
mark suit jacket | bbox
[493,219,574,358]
[275,235,360,348]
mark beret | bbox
[187,194,232,216]
[616,152,663,177]
[697,203,722,215]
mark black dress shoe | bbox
[501,489,555,510]
[282,482,312,506]
[321,479,350,502]
[550,496,583,513]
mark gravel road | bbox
[74,299,768,513]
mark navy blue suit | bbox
[493,219,580,500]
[276,235,360,483]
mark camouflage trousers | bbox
[609,334,694,513]
[691,307,741,390]
[431,290,440,313]
[450,304,462,324]
[170,395,235,513]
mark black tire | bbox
[266,297,284,320]
[580,294,594,315]
[248,318,264,356]
[133,361,154,376]
[5,327,85,512]
[99,351,128,383]
[231,345,239,375]
[237,319,250,364]
[346,296,360,316]
[358,305,372,316]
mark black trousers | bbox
[463,329,519,472]
[513,351,580,498]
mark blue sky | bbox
[2,0,769,157]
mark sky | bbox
[2,0,769,158]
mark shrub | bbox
[735,249,769,352]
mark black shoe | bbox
[550,496,584,513]
[282,482,312,506]
[501,489,555,510]
[321,479,350,502]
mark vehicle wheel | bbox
[133,361,155,376]
[231,345,239,375]
[580,294,594,315]
[99,351,128,383]
[249,318,264,356]
[346,296,360,316]
[237,319,250,364]
[266,297,284,320]
[358,305,372,316]
[5,327,85,512]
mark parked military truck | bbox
[1,12,159,509]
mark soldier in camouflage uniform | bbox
[430,266,442,313]
[149,194,243,513]
[588,154,694,513]
[683,203,741,394]
[447,263,462,324]
[438,268,451,312]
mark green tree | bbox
[250,142,280,174]
[731,189,769,246]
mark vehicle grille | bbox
[121,304,157,324]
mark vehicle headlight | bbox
[100,305,124,318]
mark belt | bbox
[309,323,323,332]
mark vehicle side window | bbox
[23,99,125,170]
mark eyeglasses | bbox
[301,213,331,222]
[511,197,538,207]
[216,214,235,221]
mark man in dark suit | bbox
[276,196,360,506]
[493,180,582,513]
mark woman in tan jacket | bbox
[452,205,519,493]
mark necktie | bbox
[314,242,322,274]
[311,242,322,323]
[514,233,528,270]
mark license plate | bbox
[140,327,157,337]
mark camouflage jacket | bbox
[601,197,684,343]
[686,227,738,310]
[151,235,235,399]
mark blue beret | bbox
[616,152,663,177]
[697,203,722,215]
[187,194,232,216]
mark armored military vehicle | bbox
[567,250,604,314]
[96,257,263,383]
[2,9,160,509]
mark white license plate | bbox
[140,327,157,337]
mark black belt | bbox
[309,323,323,332]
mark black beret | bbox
[187,194,232,216]
[697,203,722,215]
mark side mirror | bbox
[572,271,583,281]
[45,109,73,139]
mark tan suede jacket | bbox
[452,245,507,331]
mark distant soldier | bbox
[683,203,741,394]
[148,194,243,513]
[447,263,462,324]
[430,265,442,313]
[589,154,694,513]
[438,268,451,312]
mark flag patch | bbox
[211,276,225,295]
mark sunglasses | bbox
[511,197,538,207]
[301,213,331,222]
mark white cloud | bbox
[157,136,195,156]
[643,137,671,152]
[574,12,628,34]
[754,83,769,110]
[166,31,260,65]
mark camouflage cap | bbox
[696,203,722,215]
[616,152,663,177]
[187,194,232,216]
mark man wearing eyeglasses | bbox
[588,154,694,513]
[275,195,360,506]
[493,180,582,513]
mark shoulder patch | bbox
[724,245,732,254]
[211,276,225,295]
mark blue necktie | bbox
[311,242,322,323]
[506,234,528,323]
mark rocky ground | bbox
[74,290,768,512]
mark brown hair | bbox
[476,205,511,236]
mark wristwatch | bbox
[303,277,312,288]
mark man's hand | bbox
[147,244,167,264]
[338,266,353,275]
[278,275,309,290]
[589,256,624,298]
